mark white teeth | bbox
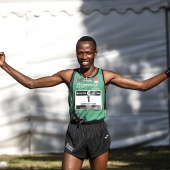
[82,62,88,65]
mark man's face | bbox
[76,41,97,69]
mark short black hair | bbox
[76,36,97,51]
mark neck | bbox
[79,66,96,78]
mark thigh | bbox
[89,151,109,170]
[62,152,84,170]
[65,124,87,158]
[87,121,110,158]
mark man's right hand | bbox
[0,52,5,67]
[165,67,170,77]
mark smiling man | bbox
[0,36,169,170]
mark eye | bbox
[86,52,92,55]
[77,51,83,55]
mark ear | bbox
[94,50,98,57]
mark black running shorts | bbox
[64,120,111,159]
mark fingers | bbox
[0,52,5,56]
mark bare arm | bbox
[104,69,168,91]
[0,52,73,89]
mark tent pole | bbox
[165,7,170,146]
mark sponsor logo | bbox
[94,77,98,83]
[104,135,109,139]
[76,83,98,88]
[66,143,74,152]
[77,77,82,82]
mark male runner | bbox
[0,36,169,170]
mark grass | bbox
[0,146,170,170]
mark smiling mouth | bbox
[79,60,89,65]
[82,61,89,65]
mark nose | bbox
[81,52,88,59]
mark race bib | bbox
[75,90,102,110]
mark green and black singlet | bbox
[68,68,107,122]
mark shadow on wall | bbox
[80,1,169,147]
[28,85,70,153]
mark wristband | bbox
[165,68,170,77]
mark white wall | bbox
[0,2,169,154]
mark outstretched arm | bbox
[104,69,169,91]
[0,52,72,89]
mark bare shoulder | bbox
[103,69,121,85]
[59,69,74,75]
[56,69,74,83]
